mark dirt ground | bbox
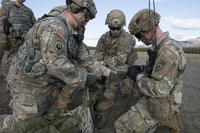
[0,52,200,132]
[180,54,200,133]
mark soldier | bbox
[0,0,36,76]
[95,9,137,112]
[114,9,186,133]
[6,0,124,127]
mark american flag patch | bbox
[57,30,67,43]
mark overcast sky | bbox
[1,0,200,47]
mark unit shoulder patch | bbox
[152,52,174,80]
[56,30,67,43]
[154,59,166,72]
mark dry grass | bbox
[90,48,200,64]
[88,47,200,54]
[135,52,200,64]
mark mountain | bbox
[196,37,200,40]
[180,37,200,47]
[135,37,200,48]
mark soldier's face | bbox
[76,11,90,27]
[109,27,121,37]
[137,31,153,45]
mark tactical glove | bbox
[127,65,144,81]
[85,73,98,88]
[110,69,127,80]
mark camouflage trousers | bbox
[103,78,134,100]
[0,50,15,76]
[114,97,157,133]
[114,96,182,133]
[0,37,21,76]
[0,38,22,94]
[1,106,93,133]
[95,77,134,113]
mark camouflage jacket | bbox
[48,5,67,16]
[13,13,107,93]
[137,32,186,111]
[95,29,137,69]
[0,0,35,38]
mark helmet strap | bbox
[68,8,85,38]
[68,9,84,29]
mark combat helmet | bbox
[128,9,160,35]
[105,9,126,28]
[66,0,97,19]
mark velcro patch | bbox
[152,52,173,80]
[154,60,166,72]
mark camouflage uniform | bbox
[114,9,186,133]
[7,5,108,123]
[48,5,67,16]
[95,30,137,69]
[95,9,137,112]
[0,0,35,75]
[1,105,93,133]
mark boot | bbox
[53,100,67,109]
[53,90,71,109]
[96,80,118,112]
[96,98,114,112]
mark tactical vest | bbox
[39,14,84,63]
[6,2,34,38]
[102,29,135,64]
[16,15,83,77]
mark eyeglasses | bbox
[135,32,142,40]
[109,26,121,31]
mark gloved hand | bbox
[110,69,127,80]
[85,73,98,88]
[127,65,144,81]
